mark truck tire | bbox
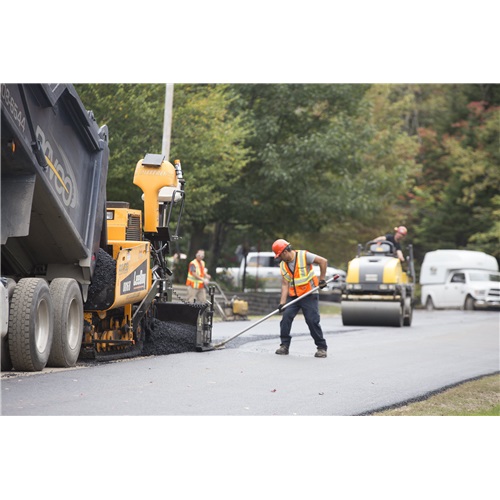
[464,295,475,311]
[1,279,16,371]
[425,296,435,311]
[48,278,84,367]
[8,278,53,372]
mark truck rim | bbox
[67,297,82,349]
[35,297,51,352]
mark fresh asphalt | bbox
[1,309,498,416]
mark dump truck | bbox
[341,240,415,327]
[1,83,212,372]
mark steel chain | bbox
[165,276,207,310]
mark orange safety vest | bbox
[280,250,318,297]
[186,259,206,289]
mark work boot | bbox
[275,345,289,355]
[315,349,327,358]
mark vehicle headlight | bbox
[474,290,486,296]
[347,284,363,290]
[379,284,395,290]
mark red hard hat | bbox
[272,239,290,258]
[394,226,408,236]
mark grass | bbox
[373,373,500,416]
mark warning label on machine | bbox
[120,262,147,295]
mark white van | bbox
[419,250,500,310]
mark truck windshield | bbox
[469,272,500,282]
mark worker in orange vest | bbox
[186,249,211,303]
[272,239,328,358]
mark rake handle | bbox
[212,275,339,348]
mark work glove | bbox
[278,303,285,312]
[319,279,327,289]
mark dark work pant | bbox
[279,293,327,350]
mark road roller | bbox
[341,240,415,327]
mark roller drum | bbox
[341,300,403,327]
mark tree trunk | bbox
[209,221,227,272]
[187,222,207,264]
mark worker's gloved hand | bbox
[319,279,327,289]
[278,303,285,312]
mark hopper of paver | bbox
[155,302,206,326]
[154,286,214,351]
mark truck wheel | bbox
[8,278,53,372]
[1,279,16,371]
[48,278,84,367]
[464,295,475,311]
[425,296,435,311]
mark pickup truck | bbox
[420,250,500,310]
[216,251,346,293]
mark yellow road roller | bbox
[341,240,415,327]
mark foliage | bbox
[409,98,500,261]
[169,84,252,262]
[75,84,164,208]
[224,84,421,266]
[73,83,500,272]
[75,83,252,271]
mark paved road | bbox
[1,309,498,416]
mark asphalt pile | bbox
[142,318,198,356]
[85,248,117,310]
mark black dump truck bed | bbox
[1,84,109,294]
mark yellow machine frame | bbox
[83,155,183,355]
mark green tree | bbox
[75,84,252,272]
[409,101,500,260]
[220,84,421,267]
[75,84,164,208]
[74,83,499,274]
[169,84,252,269]
[220,84,375,263]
